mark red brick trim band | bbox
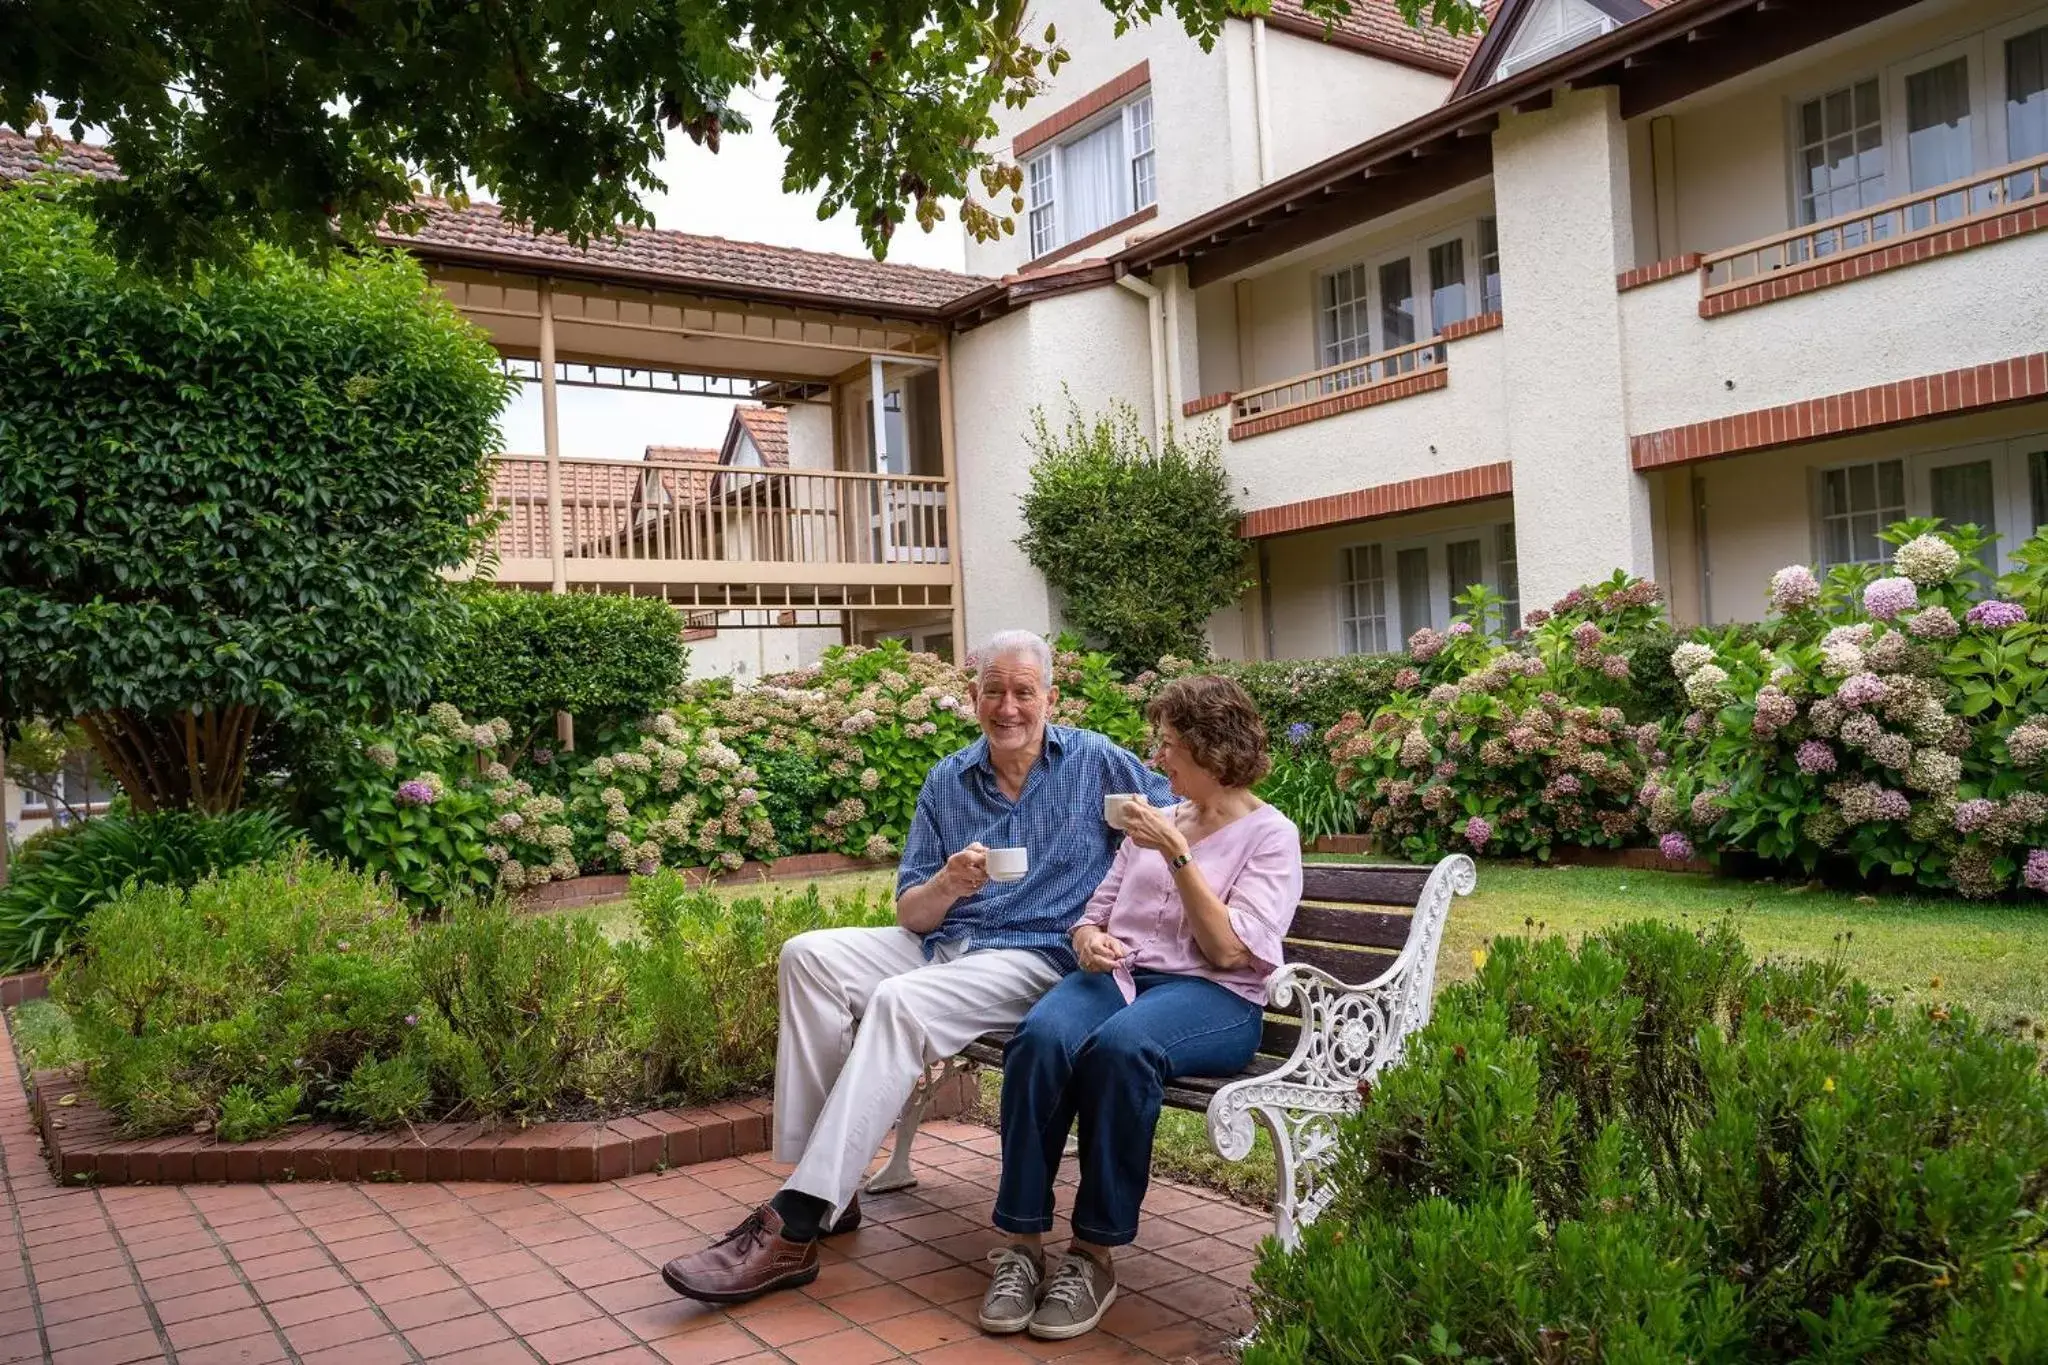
[1182,391,1234,418]
[28,1068,978,1186]
[1630,352,2048,471]
[1440,310,1504,341]
[1013,62,1151,157]
[1617,253,1703,292]
[1022,204,1159,272]
[1701,202,2048,317]
[1239,460,1513,539]
[1229,366,1447,442]
[513,852,895,913]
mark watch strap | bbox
[1169,851,1191,871]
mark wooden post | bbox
[539,278,574,751]
[936,339,968,664]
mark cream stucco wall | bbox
[1261,27,1452,180]
[949,284,1155,643]
[1648,0,2048,262]
[684,627,842,682]
[1620,230,2048,434]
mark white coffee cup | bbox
[985,847,1028,883]
[1103,793,1141,830]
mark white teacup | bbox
[985,847,1029,883]
[1103,793,1142,830]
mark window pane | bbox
[1478,216,1502,315]
[1027,154,1057,257]
[1495,523,1521,631]
[1059,117,1129,243]
[1819,459,1906,568]
[1342,545,1387,654]
[1127,96,1157,209]
[1428,239,1468,333]
[1796,81,1885,225]
[1877,458,1905,509]
[1396,547,1432,636]
[1445,538,1483,620]
[1848,461,1875,512]
[2030,449,2048,531]
[1906,57,1974,226]
[1379,258,1416,351]
[2010,27,2048,162]
[1320,265,1370,368]
[1930,460,1999,574]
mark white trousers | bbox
[775,926,1061,1217]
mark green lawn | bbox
[566,857,2048,1206]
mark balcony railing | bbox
[485,457,951,574]
[1703,152,2048,295]
[1231,337,1446,422]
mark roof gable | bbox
[1450,0,1661,99]
[720,407,790,468]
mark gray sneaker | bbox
[978,1246,1044,1334]
[1029,1250,1117,1340]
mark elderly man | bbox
[661,630,1172,1305]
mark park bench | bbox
[866,854,1475,1248]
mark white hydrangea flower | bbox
[1682,664,1731,709]
[1894,534,1961,586]
[1669,642,1716,678]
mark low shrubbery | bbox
[51,849,893,1138]
[0,807,299,970]
[1247,920,2048,1362]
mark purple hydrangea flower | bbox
[1602,654,1632,679]
[1907,606,1960,640]
[1659,832,1695,862]
[1572,622,1604,648]
[1863,576,1919,622]
[2025,849,2048,894]
[532,746,555,766]
[395,779,438,807]
[1795,741,1837,775]
[1769,564,1822,613]
[1463,816,1493,851]
[1873,788,1912,822]
[1448,621,1474,637]
[1836,673,1889,709]
[1408,627,1447,662]
[1552,774,1583,797]
[1953,799,1997,834]
[1392,667,1423,690]
[1966,600,2030,629]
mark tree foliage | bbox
[0,0,1484,267]
[1018,402,1248,674]
[0,181,512,812]
[428,588,692,751]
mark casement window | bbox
[1493,0,1618,82]
[1340,523,1520,655]
[1022,94,1157,258]
[1817,439,2048,573]
[1790,15,2048,234]
[1315,220,1492,375]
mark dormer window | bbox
[1494,0,1619,81]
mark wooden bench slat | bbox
[1286,904,1414,950]
[1260,1018,1301,1058]
[1279,941,1399,987]
[1299,863,1433,906]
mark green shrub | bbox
[1019,401,1248,674]
[51,849,897,1137]
[1247,920,2048,1363]
[429,588,692,754]
[1650,521,2048,897]
[1157,654,1409,738]
[0,182,510,814]
[0,807,300,970]
[8,999,82,1072]
[1256,742,1358,845]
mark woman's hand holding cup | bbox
[1120,799,1189,861]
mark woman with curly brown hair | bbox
[976,674,1303,1342]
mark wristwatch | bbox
[1168,851,1191,872]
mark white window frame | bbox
[1813,458,1909,569]
[1784,8,2048,229]
[1336,522,1519,655]
[1813,433,2048,571]
[1313,220,1486,369]
[1021,90,1157,260]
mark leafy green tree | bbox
[1018,402,1248,674]
[0,181,512,813]
[0,0,1483,267]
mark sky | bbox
[498,81,969,461]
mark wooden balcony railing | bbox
[1231,337,1446,421]
[485,457,951,572]
[1703,152,2048,294]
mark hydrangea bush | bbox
[1647,520,2048,896]
[1327,577,1668,860]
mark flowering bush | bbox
[1328,577,1668,860]
[1648,520,2048,896]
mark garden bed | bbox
[511,852,893,912]
[1308,836,1715,875]
[22,1051,975,1187]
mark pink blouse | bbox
[1077,803,1303,1004]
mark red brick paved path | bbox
[0,1022,1257,1364]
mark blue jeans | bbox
[993,969,1263,1246]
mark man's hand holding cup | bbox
[940,842,990,898]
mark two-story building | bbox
[8,0,2047,691]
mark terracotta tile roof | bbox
[645,445,719,465]
[0,129,119,182]
[730,407,790,468]
[1264,0,1482,73]
[488,456,721,557]
[383,201,991,316]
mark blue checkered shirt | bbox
[897,725,1176,971]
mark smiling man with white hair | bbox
[662,630,1173,1306]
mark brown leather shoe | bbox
[660,1205,819,1304]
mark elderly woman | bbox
[977,674,1302,1341]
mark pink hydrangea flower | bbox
[1873,788,1912,821]
[1795,741,1837,775]
[1907,606,1960,640]
[1769,564,1821,612]
[1659,832,1694,862]
[1836,673,1889,709]
[1448,621,1474,637]
[2025,849,2048,894]
[1408,627,1446,662]
[1463,816,1493,850]
[1863,577,1918,622]
[1953,798,1997,834]
[1967,600,2029,629]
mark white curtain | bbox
[1060,120,1128,242]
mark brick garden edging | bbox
[1308,835,1714,875]
[0,970,49,1008]
[27,1066,977,1187]
[513,852,894,912]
